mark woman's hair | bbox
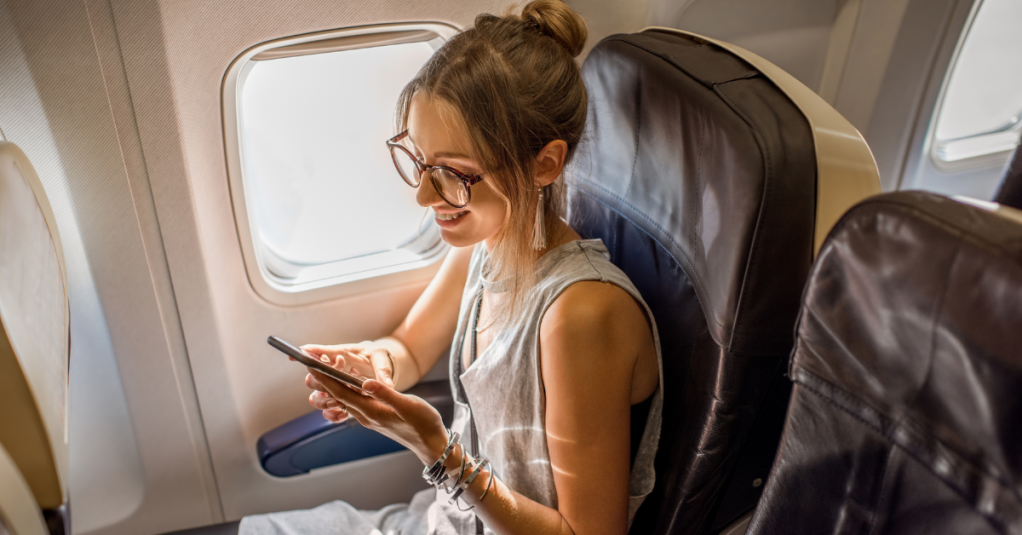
[396,0,589,326]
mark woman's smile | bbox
[433,208,469,228]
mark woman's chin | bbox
[440,230,478,248]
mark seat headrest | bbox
[0,141,69,510]
[793,191,1022,522]
[569,31,817,355]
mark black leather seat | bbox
[747,191,1022,535]
[994,145,1022,210]
[568,30,838,534]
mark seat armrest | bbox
[257,380,454,477]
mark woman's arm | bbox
[303,245,473,394]
[463,280,652,535]
[307,279,656,535]
[385,244,473,389]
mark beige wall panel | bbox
[568,0,652,59]
[1,0,221,533]
[106,0,517,523]
[830,0,912,132]
[652,0,839,89]
[0,6,147,534]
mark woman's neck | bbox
[481,216,582,260]
[539,216,581,257]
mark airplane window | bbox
[931,0,1022,167]
[227,28,453,298]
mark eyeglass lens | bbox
[392,147,422,187]
[391,148,470,208]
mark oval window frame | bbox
[222,22,458,306]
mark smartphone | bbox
[267,335,365,392]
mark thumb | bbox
[370,350,395,387]
[362,379,407,407]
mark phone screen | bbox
[267,335,366,391]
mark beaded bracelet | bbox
[422,430,459,487]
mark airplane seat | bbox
[994,144,1022,210]
[0,441,50,535]
[566,29,879,534]
[746,191,1022,535]
[0,141,70,535]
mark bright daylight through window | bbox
[932,0,1022,166]
[237,36,445,289]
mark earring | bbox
[532,187,546,251]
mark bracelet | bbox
[423,430,459,486]
[425,430,457,484]
[443,446,468,495]
[478,469,495,502]
[450,457,489,510]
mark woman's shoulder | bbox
[539,240,648,332]
[539,267,654,383]
[537,239,639,294]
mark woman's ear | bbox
[534,140,568,187]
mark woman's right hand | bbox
[301,342,396,421]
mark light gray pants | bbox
[239,488,435,535]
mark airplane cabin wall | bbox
[0,1,221,533]
[0,1,514,534]
[0,0,981,534]
[626,0,976,192]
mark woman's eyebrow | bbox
[405,134,470,160]
[434,151,471,159]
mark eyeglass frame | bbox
[387,130,484,209]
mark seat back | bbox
[748,191,1022,534]
[0,441,49,535]
[567,30,879,533]
[0,141,70,528]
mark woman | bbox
[241,2,662,534]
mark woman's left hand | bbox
[306,370,449,465]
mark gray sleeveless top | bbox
[428,239,664,534]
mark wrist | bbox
[374,336,419,388]
[417,424,452,466]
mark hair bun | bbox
[519,0,588,57]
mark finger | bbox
[323,407,348,423]
[300,344,334,355]
[311,375,386,426]
[309,390,336,410]
[305,372,326,392]
[341,403,370,427]
[361,379,410,410]
[335,348,366,371]
[308,351,348,373]
[370,351,395,387]
[310,370,375,407]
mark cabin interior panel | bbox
[0,0,1006,533]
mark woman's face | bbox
[407,93,507,248]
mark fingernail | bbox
[363,380,379,394]
[320,355,331,363]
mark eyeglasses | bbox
[387,130,484,209]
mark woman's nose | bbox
[415,171,440,207]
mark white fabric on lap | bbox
[239,488,435,535]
